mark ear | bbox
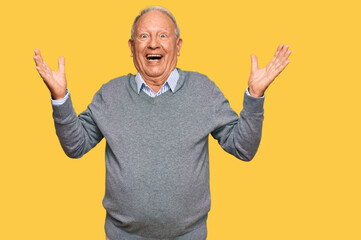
[128,39,134,57]
[176,38,183,56]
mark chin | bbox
[145,68,167,78]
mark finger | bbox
[267,52,283,71]
[284,49,292,59]
[274,44,284,58]
[267,60,281,74]
[34,59,51,81]
[34,48,42,57]
[268,55,279,69]
[34,55,50,74]
[33,55,40,66]
[269,44,284,69]
[269,51,288,71]
[279,48,292,64]
[251,54,258,72]
[33,54,43,67]
[265,45,291,76]
[58,56,65,73]
[34,49,44,63]
[35,49,51,70]
[279,44,290,58]
[274,60,291,76]
[35,66,48,80]
[281,59,291,69]
[33,49,48,69]
[33,56,46,69]
[35,66,45,76]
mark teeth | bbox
[147,55,162,57]
[146,54,162,61]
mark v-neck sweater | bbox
[52,69,265,239]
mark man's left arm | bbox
[211,44,291,161]
[211,85,265,161]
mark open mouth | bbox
[146,54,163,61]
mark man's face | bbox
[129,10,182,82]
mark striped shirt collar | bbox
[135,68,179,94]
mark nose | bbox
[148,36,160,49]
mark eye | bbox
[160,34,167,38]
[140,34,148,39]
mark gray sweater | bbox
[52,69,264,239]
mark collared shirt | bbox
[135,68,179,97]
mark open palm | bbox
[248,44,291,97]
[33,49,67,100]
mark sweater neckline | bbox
[128,68,186,104]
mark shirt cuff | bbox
[51,89,69,106]
[245,88,265,98]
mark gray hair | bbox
[131,6,180,40]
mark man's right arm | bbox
[52,90,104,158]
[34,49,103,158]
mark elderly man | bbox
[34,6,291,240]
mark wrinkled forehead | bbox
[134,10,176,34]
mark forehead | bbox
[135,10,175,33]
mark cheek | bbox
[134,43,147,55]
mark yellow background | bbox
[1,0,360,239]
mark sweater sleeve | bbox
[210,83,264,161]
[52,89,104,159]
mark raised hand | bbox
[33,49,67,100]
[248,44,291,97]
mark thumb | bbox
[58,56,65,73]
[251,54,258,73]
